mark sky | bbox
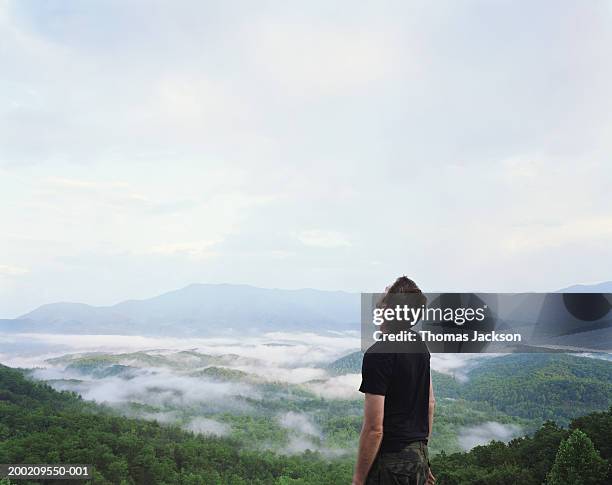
[1,0,612,318]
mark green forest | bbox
[333,352,612,425]
[1,360,611,484]
[431,410,611,484]
[0,364,351,484]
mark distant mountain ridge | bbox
[559,281,612,293]
[0,284,360,336]
[2,280,610,337]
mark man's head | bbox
[380,276,426,306]
[378,276,427,331]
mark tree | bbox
[545,429,608,485]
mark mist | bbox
[185,417,231,436]
[458,422,523,450]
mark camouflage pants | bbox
[366,441,430,485]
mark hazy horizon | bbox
[5,278,611,321]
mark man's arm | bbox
[428,374,435,441]
[352,393,384,485]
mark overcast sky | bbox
[2,0,612,317]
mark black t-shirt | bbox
[358,336,431,452]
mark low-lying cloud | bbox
[0,331,359,370]
[184,417,231,436]
[305,373,362,400]
[278,412,320,437]
[31,365,259,414]
[458,422,523,450]
[276,411,347,457]
[430,353,498,382]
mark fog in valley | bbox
[0,331,549,455]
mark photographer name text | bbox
[373,330,522,343]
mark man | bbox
[353,276,436,485]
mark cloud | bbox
[276,411,347,457]
[305,373,361,400]
[284,436,320,454]
[2,0,612,314]
[74,370,258,410]
[1,331,363,397]
[502,216,612,254]
[184,417,231,436]
[458,422,523,451]
[0,332,359,368]
[136,411,180,424]
[38,176,151,211]
[155,75,252,132]
[248,20,399,95]
[45,177,131,191]
[579,352,612,362]
[190,332,358,368]
[430,354,497,382]
[0,264,29,276]
[241,365,328,384]
[278,412,320,437]
[5,331,362,455]
[0,331,363,407]
[147,240,222,261]
[297,230,351,248]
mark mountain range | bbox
[1,281,610,337]
[559,281,612,293]
[0,284,360,336]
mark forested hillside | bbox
[0,364,352,484]
[329,352,612,424]
[462,354,612,424]
[1,362,611,484]
[431,408,612,484]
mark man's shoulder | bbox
[362,343,396,369]
[365,333,429,356]
[364,340,399,357]
[364,340,386,354]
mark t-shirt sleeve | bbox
[359,352,395,396]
